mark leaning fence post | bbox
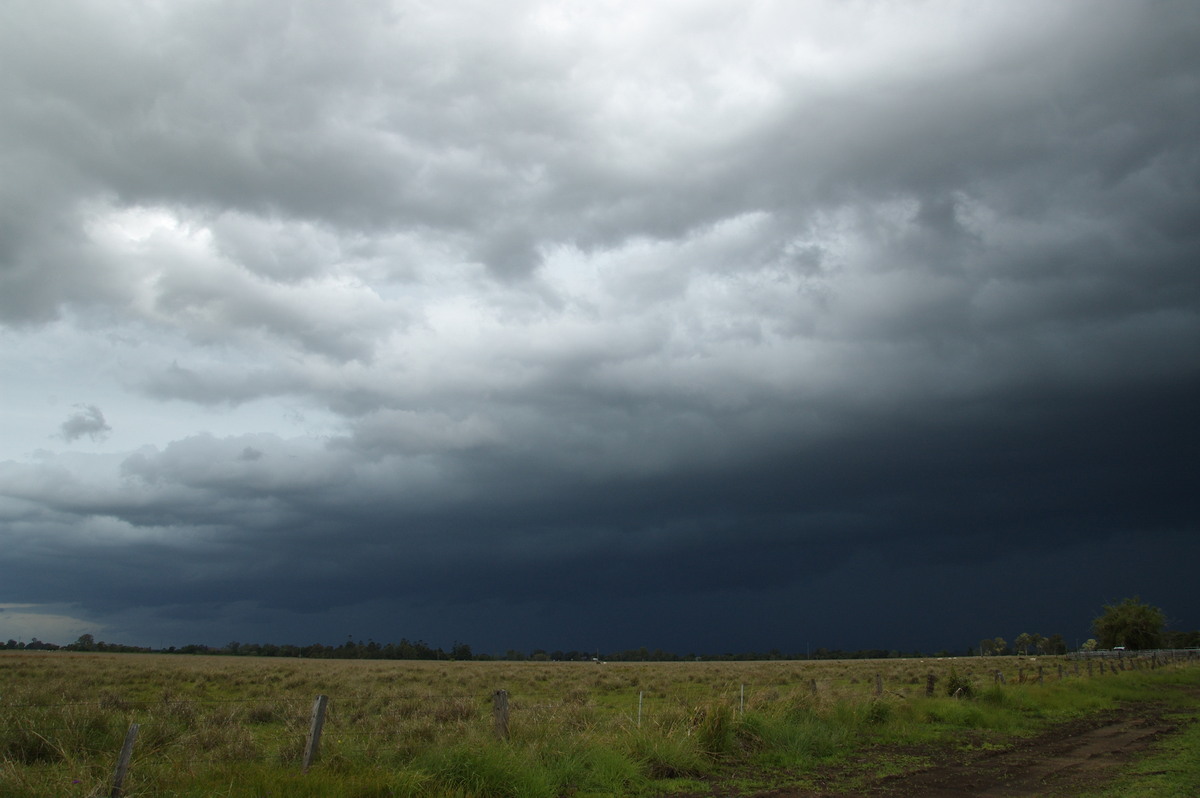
[110,722,139,798]
[493,689,510,740]
[302,694,328,773]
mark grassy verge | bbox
[1079,681,1200,798]
[1082,719,1200,798]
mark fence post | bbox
[493,689,510,740]
[874,673,883,697]
[809,678,818,696]
[1037,666,1044,685]
[926,673,936,697]
[637,691,643,728]
[302,694,328,773]
[109,722,139,798]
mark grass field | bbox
[1,651,1196,797]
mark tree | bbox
[1092,597,1166,650]
[1015,632,1033,655]
[68,633,97,651]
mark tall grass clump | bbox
[624,727,710,779]
[418,742,556,798]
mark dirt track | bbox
[753,701,1186,798]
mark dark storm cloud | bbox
[1,1,1198,651]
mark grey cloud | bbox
[139,362,301,406]
[59,404,111,442]
[1,1,1197,653]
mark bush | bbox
[865,700,893,724]
[945,669,974,699]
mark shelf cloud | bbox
[1,0,1197,654]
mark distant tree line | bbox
[1,636,949,661]
[5,599,1195,659]
[976,633,1069,656]
[972,599,1200,656]
[2,634,149,653]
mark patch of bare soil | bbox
[755,703,1184,798]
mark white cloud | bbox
[0,604,100,644]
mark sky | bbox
[1,0,1198,656]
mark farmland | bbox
[1,651,1197,797]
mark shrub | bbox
[945,669,974,699]
[865,699,893,724]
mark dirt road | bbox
[754,702,1186,798]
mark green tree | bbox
[68,633,96,651]
[1015,632,1033,655]
[1092,597,1166,650]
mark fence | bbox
[1068,647,1200,660]
[3,651,1197,795]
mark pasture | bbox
[1,651,1196,797]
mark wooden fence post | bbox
[302,694,328,773]
[874,673,883,697]
[809,679,818,696]
[109,722,139,798]
[1037,666,1044,685]
[493,689,510,740]
[926,673,936,697]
